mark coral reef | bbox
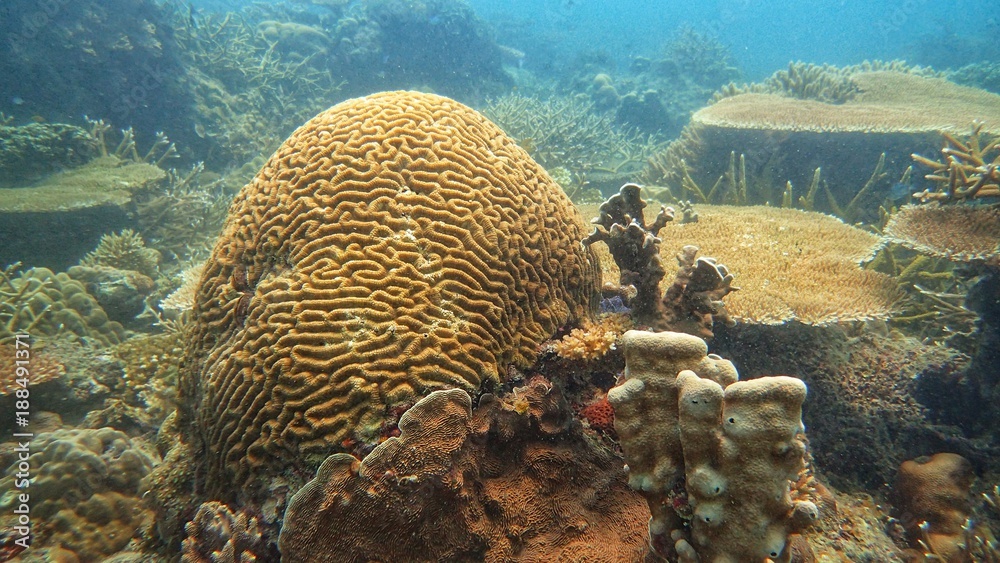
[0,156,166,270]
[361,0,511,96]
[0,264,126,346]
[0,122,100,186]
[0,428,157,562]
[950,61,1000,95]
[481,95,661,196]
[711,323,972,490]
[163,2,344,168]
[644,66,1000,223]
[160,91,600,513]
[581,203,900,326]
[0,0,192,146]
[278,382,649,562]
[892,453,982,561]
[607,330,818,561]
[107,333,185,430]
[67,265,157,325]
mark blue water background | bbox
[195,0,999,78]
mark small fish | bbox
[10,96,24,105]
[889,182,917,201]
[194,123,207,138]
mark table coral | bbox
[644,67,1000,223]
[175,90,600,504]
[581,203,900,326]
[278,382,648,562]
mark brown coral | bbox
[551,313,629,361]
[181,91,600,501]
[278,383,648,562]
[181,501,277,563]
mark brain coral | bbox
[183,91,599,496]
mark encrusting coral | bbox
[608,330,820,562]
[162,91,600,513]
[278,381,649,562]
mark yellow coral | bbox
[182,91,600,498]
[551,313,630,361]
[885,204,1000,265]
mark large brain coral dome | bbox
[183,90,600,492]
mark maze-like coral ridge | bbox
[185,91,600,492]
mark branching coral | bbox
[912,122,1000,203]
[80,229,161,278]
[482,95,661,190]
